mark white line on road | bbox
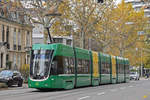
[97,92,105,95]
[78,96,90,100]
[110,89,118,92]
[129,85,133,87]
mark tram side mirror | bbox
[51,61,57,75]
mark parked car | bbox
[130,72,140,80]
[0,70,23,87]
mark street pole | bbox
[46,27,53,43]
[141,48,143,77]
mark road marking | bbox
[110,89,118,92]
[143,95,147,98]
[78,96,90,100]
[97,92,105,95]
[120,87,126,90]
[129,85,133,87]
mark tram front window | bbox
[30,50,53,80]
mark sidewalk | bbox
[0,83,8,90]
[140,77,150,80]
[23,83,28,88]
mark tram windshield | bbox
[30,50,53,80]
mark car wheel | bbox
[7,82,11,87]
[18,80,23,87]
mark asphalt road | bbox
[0,79,150,100]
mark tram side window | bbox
[101,62,107,74]
[83,60,90,74]
[120,64,123,74]
[51,56,75,75]
[117,64,121,74]
[119,64,122,74]
[77,59,82,74]
[101,62,104,74]
[122,64,125,74]
[77,59,90,74]
[64,57,75,74]
[70,58,75,74]
[106,63,110,74]
[118,64,123,74]
[51,56,63,75]
[85,60,90,74]
[125,64,130,74]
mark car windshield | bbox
[0,70,13,77]
[30,50,54,80]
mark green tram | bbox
[28,43,130,89]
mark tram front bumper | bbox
[28,79,51,88]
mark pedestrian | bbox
[146,73,149,78]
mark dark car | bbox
[0,70,23,87]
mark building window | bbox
[0,9,4,16]
[6,26,9,42]
[13,28,16,50]
[2,25,5,42]
[1,53,3,68]
[6,54,9,61]
[27,55,30,64]
[18,29,21,50]
[6,26,10,49]
[26,31,30,47]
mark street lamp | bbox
[136,48,143,77]
[140,48,143,77]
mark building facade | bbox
[125,0,150,18]
[0,17,32,70]
[0,0,32,70]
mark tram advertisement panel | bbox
[92,52,99,78]
[112,56,116,78]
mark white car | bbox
[130,72,140,80]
